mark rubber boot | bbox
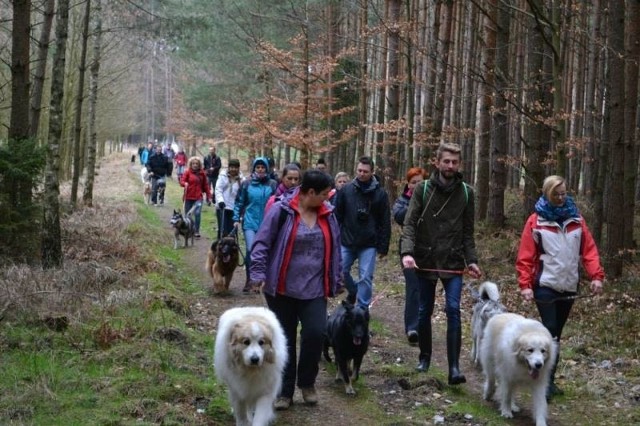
[415,321,432,372]
[447,327,466,385]
[546,351,564,401]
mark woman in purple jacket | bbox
[250,169,343,411]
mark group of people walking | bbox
[137,140,605,410]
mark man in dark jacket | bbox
[146,144,170,205]
[203,146,222,196]
[399,142,482,385]
[334,156,391,310]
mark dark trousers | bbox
[216,208,235,239]
[534,285,575,341]
[264,294,327,398]
[403,268,420,334]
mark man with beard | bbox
[399,142,482,385]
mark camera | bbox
[356,208,370,221]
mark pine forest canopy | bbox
[0,0,638,276]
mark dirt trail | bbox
[147,174,545,426]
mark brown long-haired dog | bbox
[206,236,240,293]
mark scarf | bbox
[534,195,579,223]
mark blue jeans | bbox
[184,200,203,233]
[341,246,377,309]
[403,268,420,334]
[417,274,464,331]
[243,228,257,279]
[265,294,327,398]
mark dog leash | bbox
[534,294,594,304]
[414,267,468,275]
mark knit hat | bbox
[228,159,240,168]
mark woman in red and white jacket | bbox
[516,175,604,400]
[180,156,211,238]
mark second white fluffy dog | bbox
[480,312,557,426]
[214,306,288,426]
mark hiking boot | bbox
[194,233,201,238]
[274,397,292,411]
[300,387,318,405]
[546,381,564,401]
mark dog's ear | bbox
[263,342,275,364]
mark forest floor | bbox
[133,152,639,426]
[2,152,639,426]
[121,152,640,425]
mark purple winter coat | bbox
[249,189,343,298]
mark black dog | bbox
[323,300,370,395]
[170,208,195,249]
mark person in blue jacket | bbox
[233,157,277,292]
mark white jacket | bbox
[215,169,244,210]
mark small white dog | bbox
[480,313,557,426]
[470,281,507,368]
[214,307,288,426]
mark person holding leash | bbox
[400,142,482,385]
[215,159,243,239]
[180,156,211,238]
[516,175,604,400]
[249,170,343,410]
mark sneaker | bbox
[194,233,201,238]
[407,330,418,345]
[300,387,318,405]
[274,397,292,411]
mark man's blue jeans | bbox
[341,246,377,309]
[417,274,464,331]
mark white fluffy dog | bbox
[214,307,288,426]
[480,313,557,426]
[470,281,507,368]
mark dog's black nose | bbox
[535,362,543,369]
[250,355,260,365]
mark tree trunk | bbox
[605,0,625,277]
[42,0,71,269]
[476,0,497,221]
[522,0,553,216]
[83,0,103,207]
[488,1,511,227]
[382,0,400,196]
[622,0,639,252]
[71,0,92,206]
[29,0,55,140]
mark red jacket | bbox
[516,213,604,292]
[175,152,187,166]
[180,168,211,202]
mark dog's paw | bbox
[500,408,514,419]
[511,403,520,413]
[345,384,356,395]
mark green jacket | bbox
[399,171,478,279]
